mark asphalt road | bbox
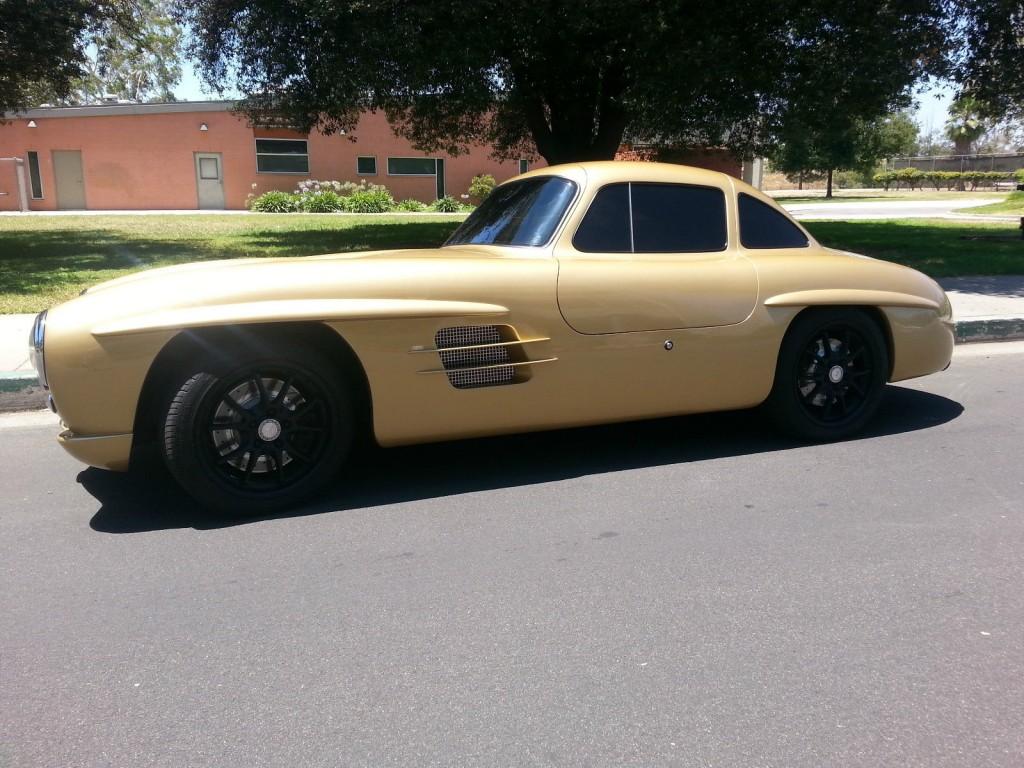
[2,342,1023,768]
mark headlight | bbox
[28,310,48,389]
[938,293,953,322]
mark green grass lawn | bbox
[1,213,1022,313]
[805,218,1024,277]
[769,190,1008,203]
[959,191,1024,216]
[0,214,465,313]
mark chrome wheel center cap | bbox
[257,418,282,442]
[828,365,845,384]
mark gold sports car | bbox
[30,162,954,513]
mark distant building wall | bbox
[0,103,539,211]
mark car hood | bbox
[45,245,542,337]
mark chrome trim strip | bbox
[417,357,558,375]
[408,337,551,354]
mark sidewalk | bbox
[2,278,1023,388]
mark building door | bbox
[194,152,225,209]
[52,150,85,210]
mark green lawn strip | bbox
[771,191,1007,204]
[957,191,1024,216]
[805,219,1024,277]
[0,214,465,313]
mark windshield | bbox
[445,176,577,247]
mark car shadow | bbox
[85,385,963,534]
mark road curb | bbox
[955,317,1024,344]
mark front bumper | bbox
[57,428,133,472]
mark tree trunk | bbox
[798,172,803,191]
[826,169,834,199]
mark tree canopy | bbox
[953,0,1024,120]
[179,0,949,164]
[0,0,182,112]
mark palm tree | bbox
[944,97,987,155]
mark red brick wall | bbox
[0,107,540,211]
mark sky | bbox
[173,64,957,132]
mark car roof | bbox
[520,160,735,189]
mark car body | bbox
[31,161,954,512]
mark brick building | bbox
[0,100,746,211]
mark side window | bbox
[573,183,631,253]
[738,193,809,248]
[630,183,727,253]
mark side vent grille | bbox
[435,325,515,389]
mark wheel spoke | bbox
[253,376,270,407]
[273,377,292,406]
[216,443,247,464]
[223,394,248,416]
[273,449,285,487]
[241,450,258,486]
[284,441,313,463]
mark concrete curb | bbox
[955,317,1024,344]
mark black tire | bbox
[764,309,888,441]
[161,344,354,515]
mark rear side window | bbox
[573,183,631,252]
[738,193,809,248]
[631,183,727,252]
[573,182,727,253]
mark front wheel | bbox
[161,346,354,515]
[764,309,888,441]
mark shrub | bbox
[431,195,461,212]
[396,198,428,212]
[1016,169,1024,184]
[249,190,298,212]
[298,190,345,212]
[343,187,395,213]
[833,170,869,189]
[872,171,896,191]
[468,173,496,201]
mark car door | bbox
[556,182,757,334]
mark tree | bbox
[944,97,987,154]
[0,0,182,112]
[770,112,919,197]
[77,0,184,103]
[179,0,949,165]
[953,0,1024,120]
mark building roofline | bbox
[4,100,238,119]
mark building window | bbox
[356,156,377,175]
[387,157,437,176]
[255,138,309,174]
[26,151,43,199]
[519,159,529,174]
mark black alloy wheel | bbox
[161,346,353,515]
[764,309,888,441]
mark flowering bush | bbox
[298,190,346,212]
[249,190,299,212]
[431,195,461,212]
[396,198,428,212]
[343,187,396,213]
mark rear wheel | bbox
[764,309,888,441]
[161,345,353,515]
